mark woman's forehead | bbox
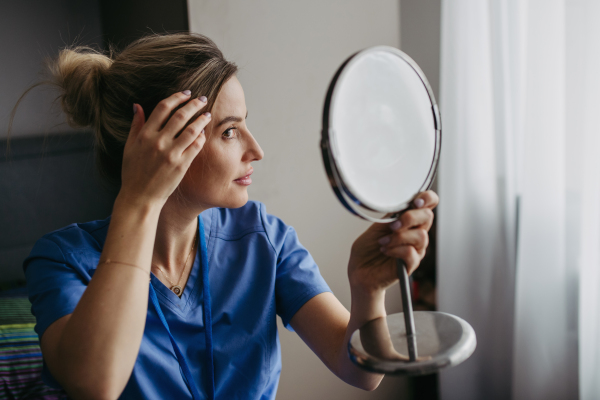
[212,76,246,117]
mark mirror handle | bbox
[397,259,418,361]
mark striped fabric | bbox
[0,288,67,400]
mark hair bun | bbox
[49,47,112,128]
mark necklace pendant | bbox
[171,285,183,296]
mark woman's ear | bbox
[129,104,147,138]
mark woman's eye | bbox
[222,127,237,139]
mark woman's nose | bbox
[244,132,264,162]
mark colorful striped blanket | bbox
[0,288,67,400]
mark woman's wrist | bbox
[348,285,387,331]
[114,190,164,218]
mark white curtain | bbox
[437,1,600,399]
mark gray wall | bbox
[400,0,441,100]
[187,1,411,399]
[99,0,188,48]
[401,0,441,201]
[0,0,103,139]
[0,0,109,283]
[0,132,116,283]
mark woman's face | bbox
[179,76,264,209]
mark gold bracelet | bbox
[99,259,150,276]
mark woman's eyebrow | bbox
[215,111,248,128]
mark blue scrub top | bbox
[23,201,332,399]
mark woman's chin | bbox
[220,191,249,209]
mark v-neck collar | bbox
[150,210,213,316]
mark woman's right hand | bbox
[119,90,211,207]
[40,92,210,400]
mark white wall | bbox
[187,1,410,399]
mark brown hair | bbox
[13,33,237,188]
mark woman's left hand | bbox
[291,190,439,388]
[348,190,439,295]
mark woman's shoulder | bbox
[27,216,111,261]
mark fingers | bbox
[376,190,438,275]
[380,245,422,275]
[161,97,209,139]
[375,191,437,232]
[378,229,428,275]
[413,190,439,210]
[395,207,435,231]
[177,116,212,163]
[379,228,429,254]
[352,191,438,287]
[144,90,196,132]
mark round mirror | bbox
[321,46,476,375]
[322,46,440,222]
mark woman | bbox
[22,33,438,399]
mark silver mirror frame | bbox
[321,46,442,223]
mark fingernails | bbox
[378,235,391,245]
[390,220,402,231]
[182,90,192,96]
[133,103,137,115]
[414,198,425,208]
[199,96,207,103]
[201,129,205,134]
[204,112,211,118]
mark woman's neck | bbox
[152,196,207,276]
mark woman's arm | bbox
[39,92,211,400]
[290,190,438,391]
[40,199,161,399]
[289,291,385,391]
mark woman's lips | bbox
[234,169,253,186]
[234,175,252,186]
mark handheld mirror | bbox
[321,46,476,375]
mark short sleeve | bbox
[23,235,92,389]
[23,237,88,341]
[262,207,332,330]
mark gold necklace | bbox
[153,230,198,297]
